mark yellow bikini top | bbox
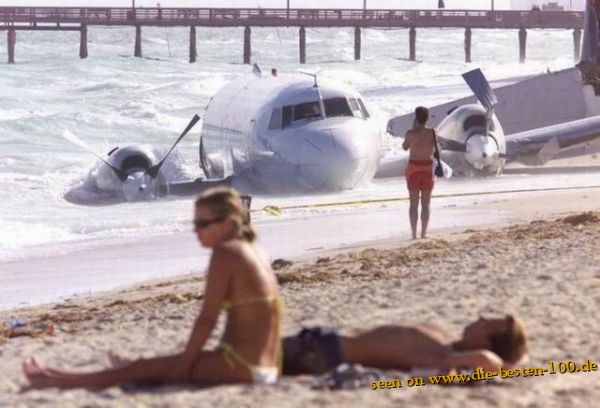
[221,296,283,312]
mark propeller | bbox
[437,135,467,152]
[462,68,498,139]
[145,114,201,179]
[62,130,130,181]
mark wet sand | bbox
[1,191,599,407]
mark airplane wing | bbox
[505,115,600,165]
[387,68,589,137]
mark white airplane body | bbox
[200,72,382,192]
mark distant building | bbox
[542,2,565,10]
[511,0,584,10]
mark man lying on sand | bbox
[283,315,527,376]
[23,188,282,389]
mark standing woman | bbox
[402,106,437,239]
[24,187,282,389]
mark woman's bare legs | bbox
[408,190,420,240]
[23,350,249,390]
[420,189,432,239]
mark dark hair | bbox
[415,106,429,125]
[195,187,256,242]
[488,315,528,363]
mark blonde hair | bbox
[195,187,256,242]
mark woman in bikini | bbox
[23,187,282,389]
[403,106,437,240]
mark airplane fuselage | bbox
[200,73,383,192]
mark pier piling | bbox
[464,27,472,63]
[79,24,88,59]
[354,27,361,60]
[134,25,142,57]
[7,29,16,64]
[519,27,527,63]
[244,26,251,64]
[409,27,416,61]
[189,26,197,63]
[573,28,582,62]
[299,26,306,64]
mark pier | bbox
[0,7,585,64]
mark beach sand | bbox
[1,191,599,407]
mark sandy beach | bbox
[1,188,599,407]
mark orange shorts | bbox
[405,160,434,191]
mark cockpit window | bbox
[324,97,353,118]
[357,98,370,119]
[268,108,282,130]
[349,98,365,119]
[294,101,322,121]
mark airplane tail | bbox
[581,0,600,64]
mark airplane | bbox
[198,68,383,192]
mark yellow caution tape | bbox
[252,185,600,216]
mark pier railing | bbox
[0,7,584,29]
[0,7,586,64]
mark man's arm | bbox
[446,350,504,373]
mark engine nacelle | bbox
[93,145,168,201]
[437,104,506,175]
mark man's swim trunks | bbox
[405,160,434,191]
[282,326,344,375]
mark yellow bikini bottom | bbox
[218,342,279,385]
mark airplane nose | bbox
[296,126,373,190]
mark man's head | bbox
[461,315,528,364]
[414,106,429,125]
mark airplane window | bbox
[349,98,360,111]
[324,97,353,117]
[294,101,322,121]
[268,108,282,129]
[357,98,370,119]
[282,106,293,128]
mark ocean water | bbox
[0,25,577,260]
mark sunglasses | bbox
[193,218,224,231]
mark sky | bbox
[0,1,518,10]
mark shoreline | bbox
[1,187,599,312]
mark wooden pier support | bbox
[189,26,197,63]
[134,25,142,58]
[79,24,88,59]
[299,26,306,64]
[573,28,582,62]
[243,26,251,64]
[464,27,472,63]
[7,29,16,64]
[409,27,416,61]
[518,27,527,63]
[354,27,361,60]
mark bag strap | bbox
[432,129,442,165]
